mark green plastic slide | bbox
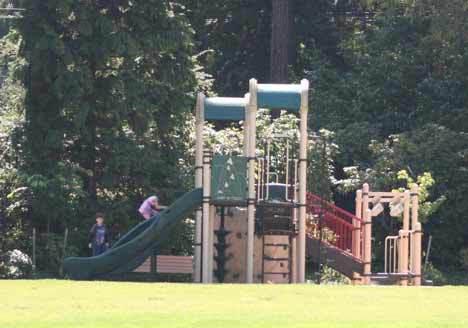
[63,188,202,280]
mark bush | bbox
[459,248,468,271]
[423,263,447,286]
[35,232,81,276]
[306,263,350,285]
[319,266,350,285]
[0,249,32,279]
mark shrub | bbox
[320,266,350,285]
[0,249,32,279]
[35,232,81,276]
[423,263,447,286]
[459,248,468,271]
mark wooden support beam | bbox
[246,79,257,283]
[362,209,372,285]
[412,222,422,286]
[353,190,362,258]
[194,93,204,283]
[399,190,411,286]
[202,151,211,283]
[297,79,309,283]
[411,185,421,286]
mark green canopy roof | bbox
[204,97,247,121]
[257,84,303,112]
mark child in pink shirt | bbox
[138,196,161,220]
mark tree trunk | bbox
[270,0,291,83]
[83,112,98,209]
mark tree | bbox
[270,0,292,83]
[181,0,343,96]
[307,0,468,270]
[18,0,196,234]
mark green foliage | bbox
[0,249,32,279]
[424,262,447,286]
[1,0,468,278]
[1,1,199,274]
[396,170,445,222]
[159,218,195,256]
[182,0,343,95]
[187,109,337,201]
[306,263,350,285]
[34,232,80,276]
[459,248,468,272]
[0,168,31,255]
[16,0,197,233]
[305,0,468,271]
[0,1,24,37]
[308,129,338,200]
[319,265,350,285]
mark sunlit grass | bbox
[1,280,468,328]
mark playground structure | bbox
[356,184,423,285]
[307,184,422,285]
[63,77,422,286]
[191,79,422,285]
[193,79,309,283]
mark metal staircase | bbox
[306,193,364,280]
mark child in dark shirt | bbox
[88,213,110,256]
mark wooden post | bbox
[292,176,299,283]
[412,222,422,286]
[243,93,250,156]
[354,190,363,258]
[246,78,258,283]
[194,93,204,283]
[59,228,69,276]
[208,205,216,283]
[202,150,211,283]
[399,190,411,286]
[351,272,362,286]
[291,237,297,283]
[362,184,370,213]
[32,228,36,273]
[397,229,408,286]
[410,185,419,229]
[363,209,372,285]
[297,79,309,283]
[361,184,370,263]
[411,184,421,286]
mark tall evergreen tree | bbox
[19,0,196,231]
[270,0,292,83]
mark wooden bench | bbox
[134,255,193,275]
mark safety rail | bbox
[306,193,363,259]
[307,193,362,225]
[384,230,414,275]
[384,235,399,274]
[256,136,299,203]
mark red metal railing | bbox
[306,193,363,259]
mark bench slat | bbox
[133,256,194,274]
[156,255,193,274]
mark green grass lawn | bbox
[1,280,468,328]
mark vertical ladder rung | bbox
[264,243,289,247]
[262,233,293,283]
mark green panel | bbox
[211,155,247,205]
[257,83,302,112]
[204,97,246,121]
